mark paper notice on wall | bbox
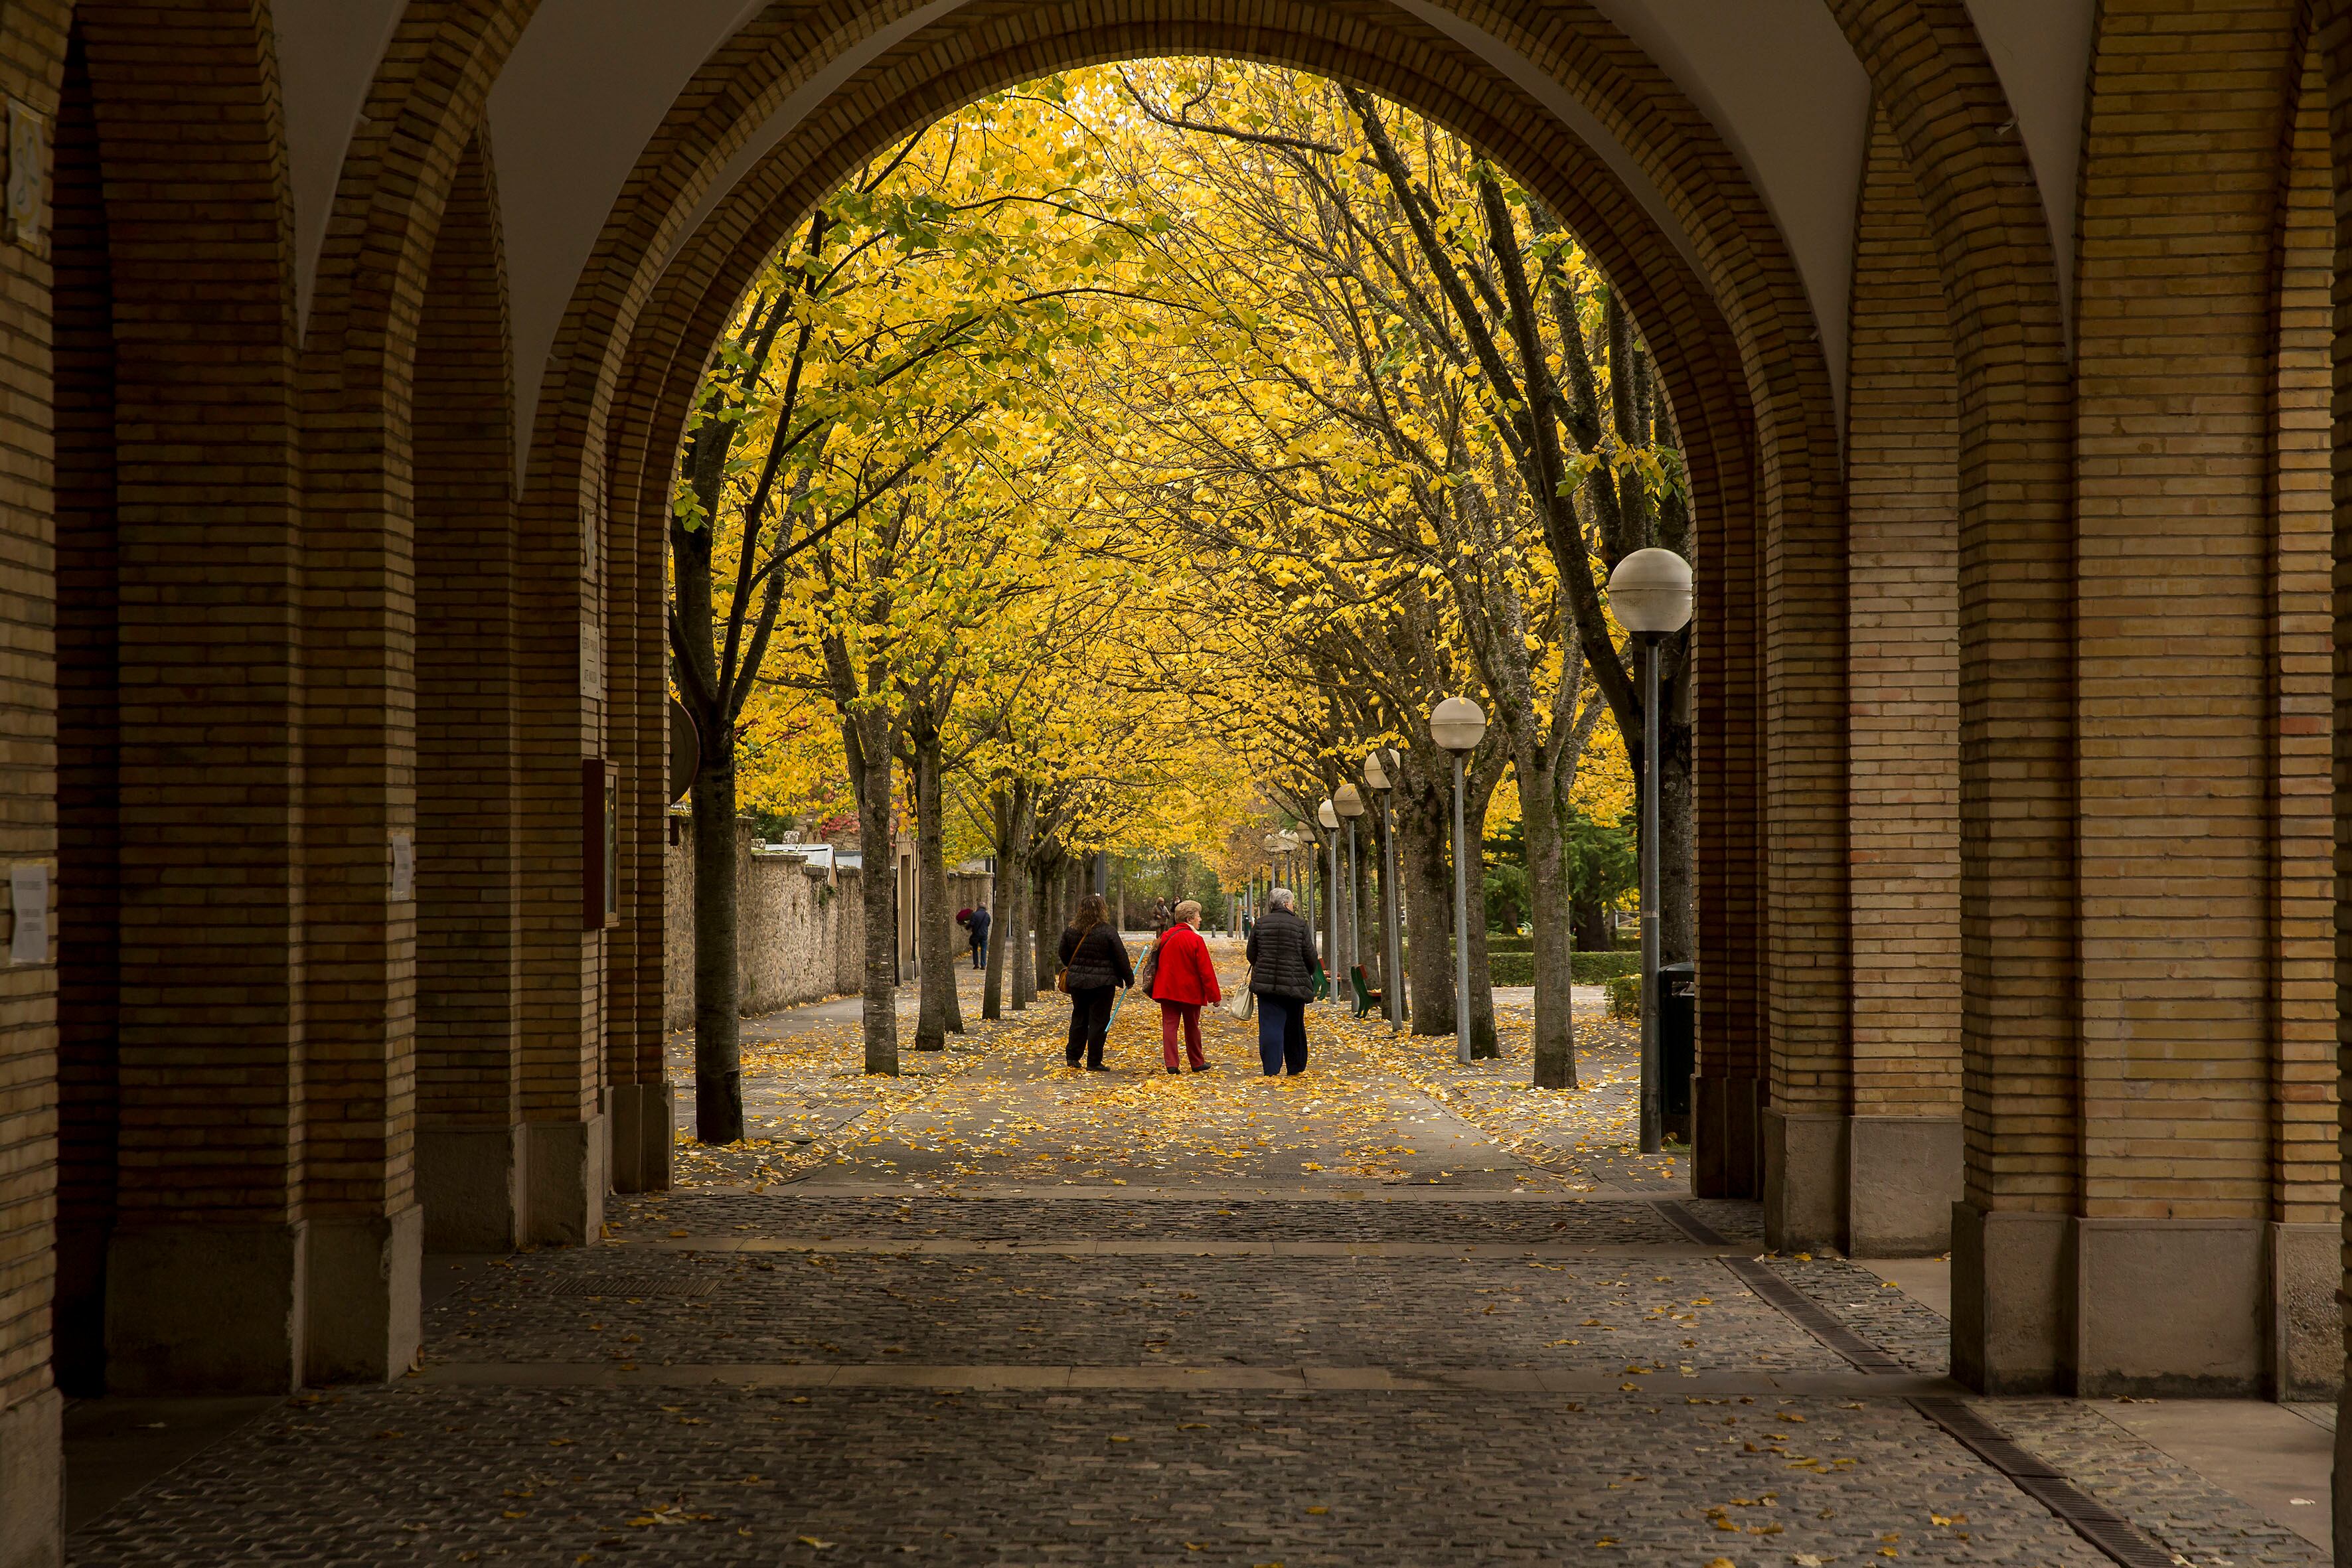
[390,831,414,901]
[580,622,604,700]
[10,862,44,963]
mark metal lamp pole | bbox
[1317,799,1340,1004]
[1335,783,1366,979]
[1428,698,1488,1064]
[1607,548,1694,1158]
[1365,749,1405,1028]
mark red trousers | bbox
[1160,1000,1206,1070]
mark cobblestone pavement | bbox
[67,961,2331,1565]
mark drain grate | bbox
[1720,1257,1909,1375]
[1654,1200,1731,1247]
[546,1273,717,1299]
[1913,1401,2179,1568]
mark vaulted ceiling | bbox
[271,0,2096,451]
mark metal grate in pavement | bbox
[1913,1401,2180,1568]
[1719,1256,1909,1375]
[545,1273,717,1299]
[1654,1200,1731,1247]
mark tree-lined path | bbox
[63,943,2329,1565]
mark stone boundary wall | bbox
[664,820,993,1031]
[666,821,863,1032]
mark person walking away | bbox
[1147,899,1221,1073]
[1057,892,1131,1071]
[967,902,991,971]
[1244,887,1319,1076]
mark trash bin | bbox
[1658,961,1696,1144]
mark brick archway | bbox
[536,0,1847,1208]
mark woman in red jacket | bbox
[1147,899,1223,1073]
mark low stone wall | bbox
[666,820,864,1031]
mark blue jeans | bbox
[1257,995,1308,1075]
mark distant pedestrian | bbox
[967,903,991,971]
[1056,892,1132,1071]
[1243,886,1320,1076]
[1146,898,1221,1073]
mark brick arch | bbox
[552,0,1851,1202]
[1822,0,2077,1394]
[289,1,540,1370]
[413,129,528,1255]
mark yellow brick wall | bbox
[1844,108,1962,1117]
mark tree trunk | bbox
[1398,766,1454,1038]
[848,719,899,1075]
[911,739,959,1050]
[1461,760,1502,1059]
[1519,747,1579,1089]
[689,745,745,1143]
[1031,850,1058,997]
[983,787,1025,1021]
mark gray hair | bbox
[1267,887,1296,911]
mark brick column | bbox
[0,5,67,1561]
[2267,37,2339,1402]
[2067,0,2302,1397]
[414,135,528,1253]
[1832,0,2080,1393]
[74,3,312,1395]
[1840,108,1964,1256]
[517,445,605,1243]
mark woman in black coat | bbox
[1243,887,1320,1075]
[1056,892,1132,1070]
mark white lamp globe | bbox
[1334,783,1366,819]
[1317,798,1340,830]
[1363,748,1394,791]
[1263,832,1283,854]
[1428,696,1488,754]
[1607,547,1694,635]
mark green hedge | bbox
[1605,974,1640,1018]
[1483,950,1640,987]
[1486,931,1533,953]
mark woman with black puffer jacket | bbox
[1056,892,1132,1071]
[1243,887,1320,1076]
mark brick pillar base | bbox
[0,1385,61,1568]
[2269,1221,2339,1399]
[1950,1204,2069,1395]
[608,1083,672,1193]
[2073,1218,2264,1397]
[525,1116,606,1245]
[305,1207,423,1384]
[418,1125,528,1252]
[1761,1109,1845,1252]
[1691,1076,1760,1197]
[105,1222,306,1393]
[1846,1117,1962,1257]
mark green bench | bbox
[1349,964,1383,1018]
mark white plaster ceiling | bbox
[269,0,2095,457]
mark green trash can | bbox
[1658,961,1695,1144]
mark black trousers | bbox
[971,933,986,970]
[1065,985,1115,1067]
[1257,995,1308,1075]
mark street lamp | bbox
[1262,830,1283,922]
[1363,748,1405,1028]
[1334,783,1366,980]
[1608,546,1694,1155]
[1317,797,1341,1003]
[1428,696,1488,1063]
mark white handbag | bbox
[1222,968,1256,1020]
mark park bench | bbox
[1349,964,1382,1018]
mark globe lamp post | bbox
[1607,547,1695,1155]
[1427,696,1488,1063]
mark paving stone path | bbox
[66,945,2329,1565]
